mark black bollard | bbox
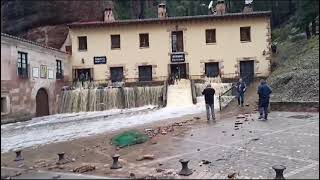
[272,165,286,179]
[56,152,68,165]
[14,150,24,161]
[178,159,193,176]
[110,154,122,169]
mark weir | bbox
[194,77,235,109]
[58,85,164,113]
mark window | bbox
[139,33,149,48]
[171,31,184,52]
[240,27,251,42]
[138,65,152,82]
[56,60,63,79]
[65,45,72,54]
[111,35,120,49]
[110,67,124,82]
[205,62,219,77]
[78,36,87,50]
[73,68,93,81]
[206,29,216,43]
[17,51,28,78]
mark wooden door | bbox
[240,60,254,85]
[36,88,49,117]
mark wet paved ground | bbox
[1,111,319,179]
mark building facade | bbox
[1,33,70,122]
[67,6,271,85]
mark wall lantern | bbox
[81,58,85,64]
[262,50,266,56]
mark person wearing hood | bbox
[202,84,216,121]
[257,79,272,120]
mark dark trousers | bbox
[205,103,215,120]
[259,99,270,119]
[237,93,244,106]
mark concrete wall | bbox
[69,15,271,82]
[1,34,70,121]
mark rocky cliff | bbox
[1,0,146,49]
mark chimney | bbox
[158,3,167,19]
[243,3,253,13]
[215,0,226,15]
[104,8,115,22]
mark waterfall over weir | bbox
[58,86,164,114]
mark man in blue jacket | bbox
[236,78,246,107]
[202,84,216,121]
[257,79,272,120]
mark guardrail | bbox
[218,73,256,111]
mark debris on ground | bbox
[136,154,155,161]
[47,165,64,170]
[236,114,246,119]
[216,158,227,161]
[82,148,89,151]
[156,168,165,172]
[73,164,96,173]
[199,160,211,165]
[150,138,158,144]
[194,116,201,120]
[143,119,195,138]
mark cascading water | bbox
[194,77,235,109]
[59,86,164,113]
[195,77,233,96]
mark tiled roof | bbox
[1,33,67,54]
[68,11,271,28]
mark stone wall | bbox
[270,101,319,112]
[1,34,70,123]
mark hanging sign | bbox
[94,56,107,64]
[171,53,185,62]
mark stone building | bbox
[1,33,70,123]
[66,2,271,85]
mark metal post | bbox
[219,95,222,111]
[14,150,24,161]
[178,159,193,176]
[56,152,68,165]
[272,165,286,179]
[110,154,122,169]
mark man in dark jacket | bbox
[257,79,272,120]
[236,78,246,107]
[202,84,216,121]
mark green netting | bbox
[111,130,150,147]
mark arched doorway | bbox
[36,88,49,117]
